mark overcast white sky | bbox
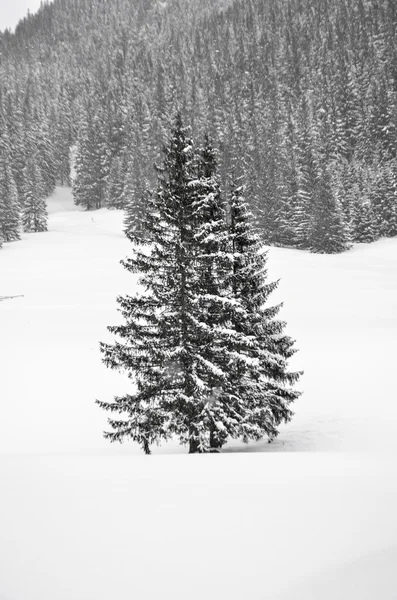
[0,0,43,31]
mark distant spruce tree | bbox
[310,166,350,254]
[22,160,48,233]
[0,125,20,243]
[375,163,397,238]
[122,150,151,240]
[98,116,301,453]
[73,114,97,210]
[106,155,125,209]
[73,104,110,210]
[34,109,57,199]
[4,95,26,205]
[352,200,376,244]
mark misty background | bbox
[0,0,42,31]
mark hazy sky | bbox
[0,0,43,31]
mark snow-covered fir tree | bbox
[191,134,233,450]
[98,114,206,453]
[0,124,20,243]
[22,159,48,233]
[352,200,376,244]
[98,116,301,453]
[106,155,125,209]
[122,125,152,239]
[227,176,301,442]
[72,116,96,210]
[73,104,110,210]
[4,96,26,205]
[33,107,57,199]
[373,162,397,238]
[310,166,350,254]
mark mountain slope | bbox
[1,0,396,252]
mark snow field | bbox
[2,187,396,454]
[0,453,397,600]
[1,187,397,599]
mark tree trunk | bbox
[189,437,201,454]
[209,424,222,452]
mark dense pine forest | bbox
[0,0,396,252]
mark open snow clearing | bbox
[1,187,396,600]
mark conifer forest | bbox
[0,0,397,252]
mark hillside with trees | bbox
[0,0,396,253]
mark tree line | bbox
[0,112,48,248]
[0,0,396,252]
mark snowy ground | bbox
[1,187,396,599]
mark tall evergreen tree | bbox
[73,112,97,210]
[0,124,20,243]
[97,117,301,453]
[22,159,48,233]
[227,177,301,442]
[193,134,232,450]
[351,197,376,244]
[374,162,397,238]
[73,103,110,210]
[4,94,26,204]
[310,166,350,254]
[122,155,151,240]
[98,115,206,453]
[122,119,152,238]
[98,115,236,453]
[106,155,125,209]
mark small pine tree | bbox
[352,200,376,243]
[310,166,350,254]
[0,184,6,248]
[73,115,98,210]
[73,105,110,210]
[73,126,95,210]
[122,150,151,240]
[106,155,125,209]
[4,96,27,205]
[0,142,20,242]
[22,160,48,233]
[376,163,397,237]
[35,110,57,198]
[271,115,306,249]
